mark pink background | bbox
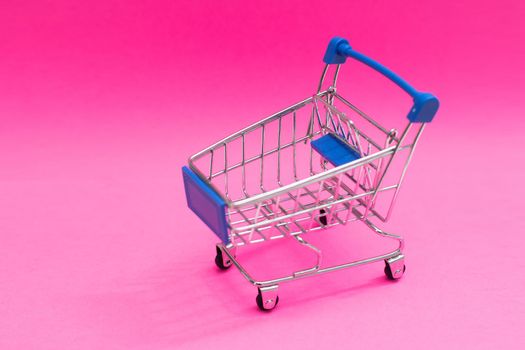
[1,1,524,349]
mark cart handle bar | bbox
[323,37,439,123]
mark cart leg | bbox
[384,254,406,280]
[256,285,279,311]
[215,244,236,270]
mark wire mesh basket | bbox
[183,37,439,310]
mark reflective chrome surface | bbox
[187,64,427,308]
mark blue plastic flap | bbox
[182,166,229,244]
[311,134,361,166]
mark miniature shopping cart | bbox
[182,37,439,311]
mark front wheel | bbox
[384,262,406,280]
[214,246,232,270]
[256,289,279,311]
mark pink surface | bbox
[1,1,525,349]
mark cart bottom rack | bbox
[212,212,407,311]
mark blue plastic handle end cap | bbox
[323,37,351,64]
[408,93,439,123]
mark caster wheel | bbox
[319,208,328,226]
[256,291,279,311]
[215,246,232,270]
[385,262,406,280]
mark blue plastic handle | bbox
[323,37,439,123]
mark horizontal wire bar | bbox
[190,93,329,161]
[232,146,396,207]
[332,93,397,140]
[209,131,322,179]
[229,183,398,233]
[315,97,385,151]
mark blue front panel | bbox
[311,133,361,166]
[182,166,229,244]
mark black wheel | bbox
[384,262,406,280]
[256,292,279,311]
[215,246,231,270]
[319,208,328,226]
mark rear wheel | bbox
[319,208,328,226]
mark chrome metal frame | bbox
[187,64,427,309]
[217,208,404,287]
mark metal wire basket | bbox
[183,37,439,310]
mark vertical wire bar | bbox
[332,64,341,88]
[283,191,309,235]
[319,181,349,225]
[259,205,286,239]
[277,117,282,186]
[334,112,345,139]
[326,106,333,133]
[316,64,329,93]
[223,143,230,200]
[241,133,248,198]
[238,208,266,242]
[314,99,324,127]
[260,125,265,192]
[309,108,315,175]
[310,139,314,175]
[327,174,343,224]
[307,180,325,230]
[374,129,397,192]
[353,122,365,155]
[293,111,298,181]
[384,123,425,220]
[364,143,374,193]
[209,149,214,180]
[364,123,412,219]
[247,203,263,242]
[304,102,315,144]
[270,194,287,234]
[345,120,357,148]
[292,188,301,213]
[311,101,325,175]
[345,166,364,223]
[338,115,346,139]
[374,135,391,191]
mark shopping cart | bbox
[182,37,439,311]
